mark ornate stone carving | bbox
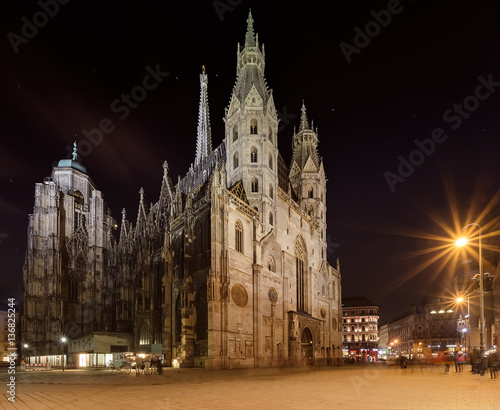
[231,284,248,307]
[268,287,278,303]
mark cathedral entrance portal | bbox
[301,327,313,365]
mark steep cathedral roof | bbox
[180,142,226,194]
[289,102,322,174]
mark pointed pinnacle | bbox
[300,100,309,131]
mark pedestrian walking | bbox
[157,356,163,375]
[488,350,499,379]
[480,353,488,378]
[456,351,465,372]
[444,352,453,373]
[471,349,481,374]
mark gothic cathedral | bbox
[21,12,342,369]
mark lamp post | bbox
[456,295,470,352]
[22,344,28,369]
[60,337,67,371]
[456,223,485,354]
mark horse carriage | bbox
[105,352,135,374]
[105,352,164,375]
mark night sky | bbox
[2,0,500,324]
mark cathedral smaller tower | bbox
[289,103,328,256]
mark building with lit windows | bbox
[342,297,379,362]
[388,292,460,358]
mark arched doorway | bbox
[301,327,313,365]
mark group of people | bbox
[468,349,499,379]
[396,349,499,379]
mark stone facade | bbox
[21,12,342,369]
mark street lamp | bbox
[456,223,485,354]
[60,337,68,371]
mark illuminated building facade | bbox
[21,12,343,369]
[342,296,379,362]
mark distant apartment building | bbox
[388,292,460,358]
[342,296,379,362]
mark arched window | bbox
[269,184,273,199]
[69,280,78,302]
[269,212,273,226]
[295,237,306,312]
[251,178,258,193]
[233,152,239,169]
[362,325,366,332]
[344,335,347,341]
[343,326,347,332]
[195,283,208,342]
[351,335,355,342]
[250,119,257,134]
[269,153,273,169]
[308,188,313,198]
[233,125,238,142]
[268,256,276,272]
[362,334,366,342]
[268,126,273,142]
[235,220,243,253]
[351,325,355,332]
[251,147,258,163]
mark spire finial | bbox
[163,160,168,174]
[72,141,78,161]
[202,65,205,74]
[300,100,309,131]
[245,9,255,47]
[121,208,126,221]
[139,187,144,201]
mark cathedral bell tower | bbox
[289,103,328,256]
[225,10,279,232]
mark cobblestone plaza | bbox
[2,364,499,409]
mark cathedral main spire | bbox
[245,10,256,47]
[195,66,212,166]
